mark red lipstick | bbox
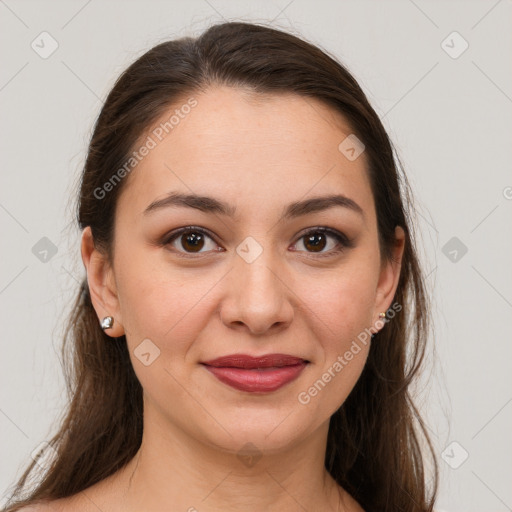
[201,354,308,393]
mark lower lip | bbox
[203,362,308,393]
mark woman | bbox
[3,21,438,512]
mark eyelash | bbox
[161,225,354,259]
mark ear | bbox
[81,226,125,337]
[373,226,406,330]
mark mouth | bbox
[201,353,310,393]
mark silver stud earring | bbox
[101,316,114,330]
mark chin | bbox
[197,405,318,455]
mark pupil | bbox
[182,232,204,252]
[179,232,327,253]
[305,233,326,252]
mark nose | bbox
[219,251,294,336]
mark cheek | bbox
[302,264,378,345]
[114,247,219,352]
[293,263,377,408]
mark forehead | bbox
[118,86,374,222]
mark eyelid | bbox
[161,225,353,257]
[294,226,351,245]
[161,225,222,251]
[291,226,354,257]
[162,224,215,238]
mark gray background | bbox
[1,1,511,510]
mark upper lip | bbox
[201,353,308,369]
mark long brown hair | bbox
[3,21,438,511]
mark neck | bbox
[93,403,350,512]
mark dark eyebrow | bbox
[282,194,365,221]
[143,192,237,217]
[143,192,365,221]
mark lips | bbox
[202,353,308,369]
[201,353,309,393]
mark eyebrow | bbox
[143,191,365,221]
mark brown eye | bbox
[293,228,351,257]
[303,232,328,252]
[165,227,220,254]
[180,231,205,252]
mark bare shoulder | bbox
[14,476,123,512]
[14,467,129,512]
[14,500,65,511]
[13,495,83,512]
[10,504,56,512]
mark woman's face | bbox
[85,86,403,454]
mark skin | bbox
[51,86,405,512]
